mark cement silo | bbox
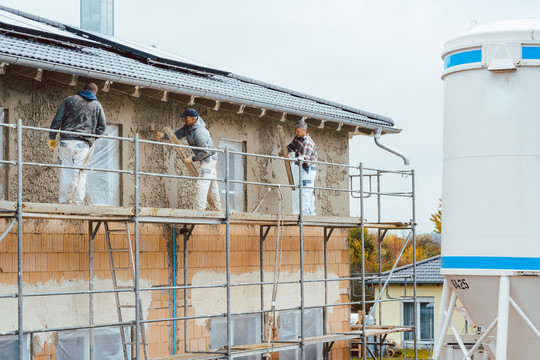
[434,19,540,359]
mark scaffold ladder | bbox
[104,221,149,360]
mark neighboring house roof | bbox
[376,256,444,285]
[0,6,399,135]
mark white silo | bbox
[434,19,540,360]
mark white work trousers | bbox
[195,157,222,211]
[58,140,90,204]
[292,164,317,215]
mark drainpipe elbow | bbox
[374,128,410,165]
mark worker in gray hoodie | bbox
[49,82,107,204]
[156,108,222,211]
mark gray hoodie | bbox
[166,117,216,162]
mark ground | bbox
[352,348,432,359]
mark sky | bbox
[1,0,540,232]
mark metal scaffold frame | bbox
[0,119,417,360]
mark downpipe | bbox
[374,128,410,165]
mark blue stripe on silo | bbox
[442,256,540,270]
[443,50,482,69]
[522,46,540,59]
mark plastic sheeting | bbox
[218,139,244,212]
[279,308,323,360]
[86,125,119,206]
[0,334,31,360]
[210,314,261,360]
[57,327,127,360]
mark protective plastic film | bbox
[86,125,119,206]
[0,334,30,360]
[57,327,127,360]
[210,314,261,360]
[279,308,323,360]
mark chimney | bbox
[80,0,114,36]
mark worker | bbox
[286,120,318,215]
[48,82,107,204]
[155,108,222,211]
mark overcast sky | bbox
[2,0,540,232]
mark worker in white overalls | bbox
[287,120,318,215]
[156,109,222,211]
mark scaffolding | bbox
[0,119,418,360]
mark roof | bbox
[0,6,399,135]
[376,256,444,285]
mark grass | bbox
[352,349,432,359]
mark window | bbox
[402,298,434,344]
[86,125,120,206]
[279,308,323,360]
[210,314,261,360]
[218,139,245,212]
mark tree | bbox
[349,228,377,275]
[416,233,441,259]
[430,199,442,234]
[348,228,441,311]
[349,228,377,311]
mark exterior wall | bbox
[0,221,351,359]
[372,284,474,347]
[0,219,170,358]
[0,72,350,216]
[0,70,354,358]
[176,225,351,359]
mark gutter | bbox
[374,127,410,165]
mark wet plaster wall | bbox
[0,73,350,215]
[0,74,352,358]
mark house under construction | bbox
[0,6,419,360]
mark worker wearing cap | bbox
[48,82,107,204]
[286,120,318,215]
[156,109,222,211]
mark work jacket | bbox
[167,117,216,162]
[49,90,107,145]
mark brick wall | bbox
[0,220,351,359]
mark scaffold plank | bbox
[349,325,413,336]
[364,222,411,229]
[0,200,368,227]
[151,353,225,360]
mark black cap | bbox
[180,108,198,119]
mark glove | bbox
[155,131,164,140]
[48,139,56,151]
[183,156,193,165]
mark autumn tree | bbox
[349,228,377,275]
[430,199,442,234]
[349,228,441,311]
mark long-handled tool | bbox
[277,125,295,189]
[163,127,220,210]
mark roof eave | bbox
[0,53,400,134]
